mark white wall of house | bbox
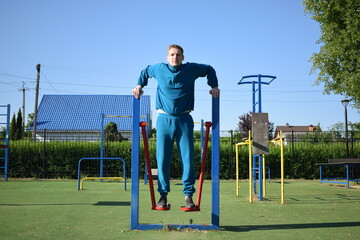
[34,131,132,142]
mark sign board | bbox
[252,113,269,155]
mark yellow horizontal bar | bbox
[236,142,249,147]
[269,138,284,143]
[82,177,124,180]
[80,177,124,190]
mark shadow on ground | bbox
[222,221,360,232]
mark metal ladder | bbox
[0,104,10,181]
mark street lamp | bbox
[341,99,350,158]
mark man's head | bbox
[167,44,184,67]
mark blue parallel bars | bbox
[319,163,360,189]
[130,96,220,230]
[77,157,127,191]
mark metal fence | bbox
[4,130,360,179]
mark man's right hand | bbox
[132,85,144,99]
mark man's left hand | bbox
[210,87,220,98]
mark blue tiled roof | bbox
[30,95,150,131]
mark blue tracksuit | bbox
[137,62,218,196]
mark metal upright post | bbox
[130,97,141,230]
[341,99,350,158]
[258,74,262,113]
[252,81,256,112]
[258,155,263,200]
[100,113,105,179]
[211,96,220,229]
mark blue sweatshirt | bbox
[137,62,218,114]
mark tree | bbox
[349,122,360,132]
[9,109,24,140]
[329,122,344,132]
[237,112,252,138]
[16,108,23,139]
[104,122,122,142]
[9,114,17,140]
[349,122,360,139]
[330,121,360,132]
[25,113,34,138]
[0,127,5,140]
[330,121,360,138]
[303,0,360,109]
[237,112,274,139]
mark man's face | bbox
[167,48,184,67]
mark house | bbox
[30,95,151,141]
[274,123,319,143]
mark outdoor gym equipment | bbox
[0,104,10,181]
[99,113,147,179]
[77,157,127,191]
[237,74,278,201]
[140,120,212,212]
[235,130,285,204]
[77,113,147,190]
[131,96,220,230]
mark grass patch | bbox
[0,180,360,239]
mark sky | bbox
[0,0,359,131]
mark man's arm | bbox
[204,65,220,98]
[132,65,155,99]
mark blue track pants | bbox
[156,112,195,197]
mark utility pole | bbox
[33,64,41,142]
[19,81,29,134]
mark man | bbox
[132,44,219,209]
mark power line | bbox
[0,72,35,80]
[0,80,21,87]
[42,64,137,77]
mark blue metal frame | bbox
[238,74,276,113]
[252,155,263,199]
[77,157,127,190]
[0,104,10,181]
[238,74,276,201]
[130,96,220,230]
[100,114,105,178]
[319,163,360,189]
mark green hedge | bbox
[6,139,360,179]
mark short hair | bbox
[167,44,184,55]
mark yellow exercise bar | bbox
[235,141,250,197]
[248,130,253,203]
[80,177,125,190]
[262,154,266,197]
[235,130,285,204]
[269,130,285,204]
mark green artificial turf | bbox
[0,179,359,240]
